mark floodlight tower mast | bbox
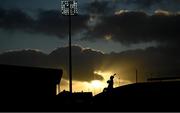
[136,69,138,83]
[68,0,72,94]
[61,0,78,94]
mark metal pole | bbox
[68,1,72,94]
[136,69,138,83]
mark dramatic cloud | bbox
[84,11,180,46]
[0,46,104,82]
[0,8,33,30]
[0,1,180,47]
[0,0,180,94]
[35,10,88,38]
[83,0,180,15]
[82,0,180,46]
[84,0,116,15]
[0,49,49,67]
[49,46,104,81]
[103,46,180,81]
[117,0,180,13]
[0,8,89,38]
[0,46,180,83]
[83,0,180,46]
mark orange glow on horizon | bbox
[91,80,102,88]
[58,70,132,96]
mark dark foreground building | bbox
[55,80,180,111]
[1,64,180,111]
[0,64,62,111]
[57,91,93,104]
[93,81,180,111]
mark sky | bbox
[0,0,180,95]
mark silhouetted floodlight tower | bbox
[61,0,78,94]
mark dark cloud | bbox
[123,0,162,8]
[84,0,116,15]
[83,0,179,15]
[105,46,180,81]
[0,8,33,30]
[118,0,180,12]
[0,46,104,82]
[49,46,104,81]
[0,0,180,84]
[82,0,180,46]
[0,46,180,82]
[0,3,180,47]
[0,8,89,38]
[35,10,88,38]
[0,49,49,67]
[84,11,180,46]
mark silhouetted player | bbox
[103,74,116,92]
[107,75,114,89]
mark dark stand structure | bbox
[0,64,62,111]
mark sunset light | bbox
[0,0,180,110]
[94,70,115,80]
[91,80,103,88]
